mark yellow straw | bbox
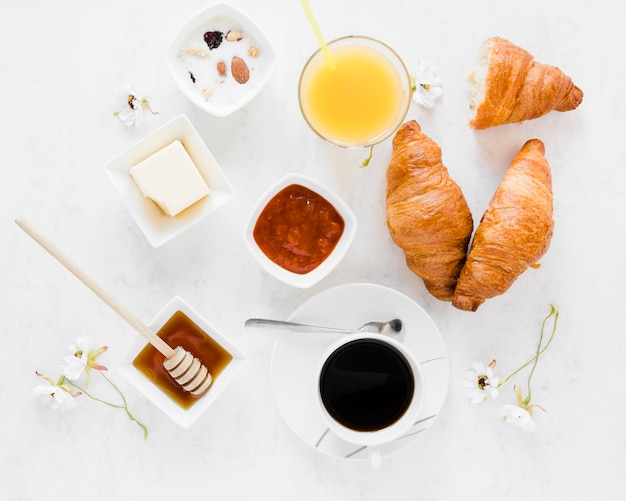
[299,0,336,70]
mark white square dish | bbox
[104,114,234,247]
[243,173,358,289]
[117,296,246,429]
[166,2,276,117]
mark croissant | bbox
[467,37,583,129]
[386,120,474,301]
[452,139,554,311]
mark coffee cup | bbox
[316,333,423,468]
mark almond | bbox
[231,56,250,84]
[217,61,227,77]
[225,30,243,42]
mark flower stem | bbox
[67,380,123,409]
[524,305,559,404]
[499,305,559,388]
[99,371,148,440]
[67,372,148,440]
[361,145,375,167]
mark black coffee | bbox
[319,339,414,432]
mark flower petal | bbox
[61,354,87,381]
[499,404,536,432]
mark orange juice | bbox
[299,37,410,147]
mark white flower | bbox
[411,59,443,109]
[464,360,500,404]
[112,84,157,127]
[32,345,147,437]
[61,336,108,384]
[61,337,89,381]
[498,386,543,432]
[32,372,81,410]
[499,404,536,432]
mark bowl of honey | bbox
[117,296,246,428]
[243,173,357,289]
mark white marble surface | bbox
[2,0,625,499]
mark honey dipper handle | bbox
[15,217,175,359]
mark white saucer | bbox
[270,283,449,461]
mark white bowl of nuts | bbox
[166,2,276,117]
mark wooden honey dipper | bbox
[15,217,212,397]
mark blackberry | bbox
[203,31,223,50]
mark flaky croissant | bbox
[386,120,474,301]
[452,139,554,311]
[467,37,583,129]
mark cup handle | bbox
[368,445,382,469]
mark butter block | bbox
[130,140,210,217]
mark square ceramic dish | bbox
[104,114,234,247]
[117,296,246,428]
[166,2,276,117]
[243,173,357,289]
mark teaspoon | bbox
[244,318,403,337]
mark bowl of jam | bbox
[117,296,246,428]
[244,173,357,288]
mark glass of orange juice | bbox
[298,36,412,148]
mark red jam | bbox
[253,184,345,274]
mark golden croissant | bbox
[467,37,583,129]
[386,120,474,301]
[452,139,554,311]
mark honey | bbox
[133,310,233,409]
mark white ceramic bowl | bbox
[166,2,276,117]
[104,114,234,247]
[244,173,357,289]
[117,296,246,428]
